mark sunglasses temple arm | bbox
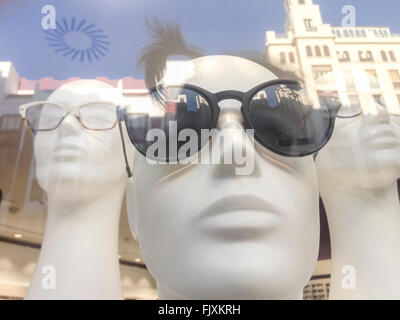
[117,112,133,178]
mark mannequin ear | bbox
[126,177,139,241]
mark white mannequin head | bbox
[315,100,400,190]
[127,55,320,299]
[34,79,132,201]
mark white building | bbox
[265,0,400,115]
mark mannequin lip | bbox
[52,143,87,159]
[195,194,279,239]
[364,126,399,147]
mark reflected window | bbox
[323,46,330,57]
[348,95,361,110]
[280,52,286,64]
[359,51,374,62]
[289,52,295,63]
[312,65,334,85]
[366,70,380,89]
[381,51,388,62]
[373,94,386,107]
[315,46,321,57]
[389,70,400,89]
[0,147,10,165]
[389,51,396,62]
[304,19,317,32]
[343,71,356,90]
[1,116,21,131]
[338,51,350,62]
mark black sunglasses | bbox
[117,79,340,177]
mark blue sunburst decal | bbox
[44,17,110,62]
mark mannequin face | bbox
[127,56,320,299]
[315,101,400,189]
[34,80,130,201]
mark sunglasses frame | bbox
[117,79,340,177]
[336,107,400,119]
[19,101,119,134]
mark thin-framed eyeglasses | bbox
[19,101,119,133]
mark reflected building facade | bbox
[265,0,400,115]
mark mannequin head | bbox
[315,99,400,190]
[34,79,133,202]
[127,55,320,299]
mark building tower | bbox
[265,0,400,115]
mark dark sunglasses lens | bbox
[248,83,332,156]
[126,87,213,161]
[26,103,64,131]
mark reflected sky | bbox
[0,0,399,79]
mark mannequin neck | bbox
[25,179,126,300]
[320,181,400,299]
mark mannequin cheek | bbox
[316,121,363,176]
[85,130,126,177]
[33,133,56,191]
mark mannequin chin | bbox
[126,55,320,300]
[315,102,400,299]
[26,80,133,299]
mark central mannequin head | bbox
[127,55,320,299]
[34,79,131,201]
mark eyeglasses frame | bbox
[19,101,119,134]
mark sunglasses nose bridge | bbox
[216,91,244,104]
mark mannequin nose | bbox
[58,113,82,135]
[209,99,258,177]
[216,99,244,129]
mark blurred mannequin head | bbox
[127,55,320,299]
[34,80,132,201]
[316,100,400,189]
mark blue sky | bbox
[0,0,399,80]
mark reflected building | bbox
[265,0,400,115]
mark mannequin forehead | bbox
[163,55,278,92]
[48,80,123,106]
